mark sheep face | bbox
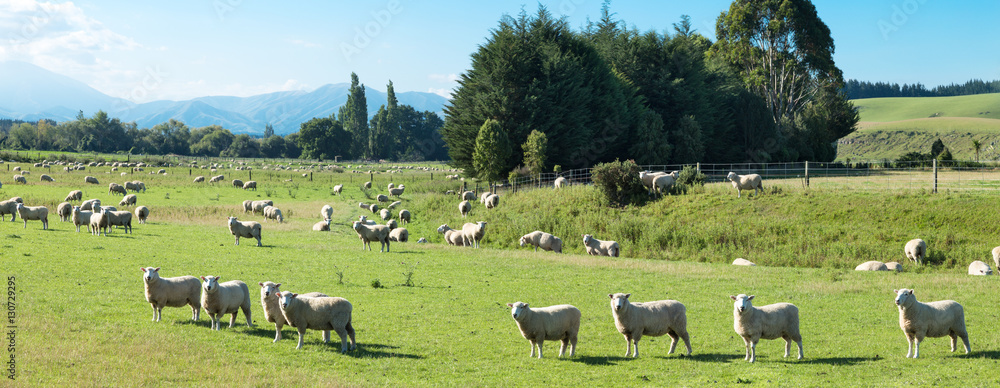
[609,293,631,311]
[436,224,450,233]
[894,289,914,308]
[726,172,738,182]
[519,236,529,247]
[141,267,162,284]
[731,294,755,313]
[201,276,221,292]
[260,282,281,298]
[352,221,362,232]
[507,302,529,320]
[583,234,592,245]
[277,291,298,310]
[227,217,238,227]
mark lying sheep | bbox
[731,294,803,362]
[56,202,73,222]
[437,224,464,246]
[39,174,54,182]
[72,206,93,232]
[333,184,343,195]
[462,221,486,248]
[379,208,391,221]
[352,221,390,252]
[507,302,580,358]
[459,200,471,218]
[417,237,427,243]
[119,194,137,207]
[320,205,333,220]
[0,199,17,221]
[609,293,691,357]
[135,206,150,224]
[732,258,756,266]
[109,182,127,195]
[358,202,369,210]
[905,239,927,266]
[387,200,402,210]
[358,215,377,226]
[200,276,253,331]
[263,205,284,223]
[554,177,568,188]
[81,198,100,211]
[462,191,476,201]
[141,267,201,322]
[258,282,327,342]
[389,227,408,242]
[313,219,332,231]
[376,194,389,203]
[855,261,889,271]
[968,260,993,275]
[243,181,257,191]
[65,190,83,202]
[991,246,1000,273]
[227,216,262,246]
[582,234,619,257]
[398,209,411,224]
[519,231,562,253]
[894,288,970,358]
[15,203,48,230]
[885,262,903,272]
[252,200,274,214]
[277,291,355,351]
[369,204,380,214]
[388,185,405,197]
[485,194,499,209]
[13,175,26,184]
[193,176,206,183]
[90,209,109,236]
[726,172,764,198]
[105,210,133,234]
[85,176,99,184]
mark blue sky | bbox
[1,0,997,103]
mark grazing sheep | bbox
[56,202,73,222]
[232,179,243,188]
[992,246,1000,272]
[609,293,691,357]
[730,294,803,363]
[387,182,395,191]
[461,191,476,201]
[379,208,391,221]
[71,206,93,232]
[109,182,127,195]
[258,282,327,342]
[368,204,379,214]
[480,191,492,204]
[85,176,99,184]
[263,206,284,223]
[363,181,372,189]
[639,171,668,192]
[243,181,257,191]
[968,260,993,275]
[437,224,465,246]
[905,239,927,266]
[894,288,970,358]
[388,185,405,197]
[582,234,620,257]
[135,181,146,192]
[227,216,262,246]
[119,194,137,207]
[387,200,402,210]
[732,258,756,266]
[90,209,109,236]
[313,219,332,231]
[141,267,201,322]
[485,194,499,209]
[376,194,389,203]
[65,190,83,202]
[885,262,903,272]
[0,199,17,221]
[242,200,253,214]
[462,221,487,248]
[252,200,274,215]
[208,175,224,183]
[459,200,471,218]
[506,302,580,358]
[276,291,356,351]
[81,198,100,211]
[135,206,150,224]
[320,205,333,220]
[855,261,889,271]
[519,231,563,253]
[105,210,133,234]
[352,221,390,252]
[652,174,676,195]
[554,177,568,188]
[39,174,54,182]
[398,209,411,224]
[158,169,166,174]
[13,175,26,184]
[333,184,343,195]
[726,172,764,198]
[193,176,206,183]
[15,203,48,230]
[124,181,140,193]
[389,227,408,242]
[200,276,253,331]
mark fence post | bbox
[933,159,938,193]
[804,161,810,187]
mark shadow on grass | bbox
[569,355,631,366]
[685,353,745,363]
[960,350,1000,359]
[795,357,871,365]
[346,343,423,359]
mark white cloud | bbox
[429,73,460,83]
[427,87,453,99]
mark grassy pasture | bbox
[852,93,1000,122]
[2,162,1000,386]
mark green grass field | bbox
[2,162,999,386]
[853,93,1000,122]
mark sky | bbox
[1,0,997,103]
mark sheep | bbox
[313,219,332,231]
[893,288,970,358]
[398,209,411,224]
[242,200,253,214]
[252,200,274,215]
[437,224,465,246]
[904,239,927,266]
[968,260,993,275]
[609,293,691,357]
[56,202,73,222]
[320,204,333,220]
[263,205,284,223]
[258,282,327,342]
[333,184,343,195]
[519,231,562,253]
[124,181,140,192]
[81,199,100,211]
[732,258,756,266]
[730,294,803,363]
[71,206,93,232]
[582,234,620,257]
[554,177,568,188]
[18,171,29,176]
[199,276,253,331]
[141,267,201,322]
[85,176,99,184]
[243,181,257,191]
[652,174,676,195]
[388,185,405,197]
[209,175,224,183]
[13,175,26,184]
[459,200,471,218]
[462,221,487,248]
[134,181,146,192]
[119,194,137,207]
[855,261,889,271]
[39,174,54,182]
[885,262,903,272]
[376,194,389,203]
[389,227,408,242]
[90,209,109,236]
[417,237,427,243]
[109,182,127,196]
[725,172,764,198]
[352,221,390,252]
[227,216,262,246]
[65,190,83,202]
[15,203,48,230]
[358,215,378,226]
[368,204,379,214]
[193,176,206,183]
[483,194,500,210]
[232,179,243,188]
[992,246,1000,271]
[135,206,150,224]
[480,191,492,204]
[462,191,476,201]
[506,302,580,358]
[9,197,22,204]
[105,210,133,234]
[276,291,356,351]
[363,181,372,189]
[0,199,19,222]
[639,171,667,192]
[358,202,369,210]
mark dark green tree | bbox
[521,130,548,176]
[259,135,287,158]
[297,116,348,160]
[338,73,368,159]
[472,119,511,182]
[263,123,275,138]
[222,134,260,158]
[930,138,946,157]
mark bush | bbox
[591,159,646,207]
[672,165,707,194]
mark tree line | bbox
[843,79,1000,99]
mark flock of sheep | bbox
[0,177,147,235]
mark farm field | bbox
[2,161,999,386]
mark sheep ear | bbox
[625,293,631,299]
[507,303,514,307]
[153,267,159,271]
[730,295,737,301]
[140,267,146,272]
[748,295,755,300]
[200,276,205,281]
[258,282,264,287]
[276,283,281,288]
[608,294,613,299]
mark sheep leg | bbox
[535,340,544,358]
[151,305,160,322]
[905,333,914,358]
[742,337,752,361]
[234,236,240,245]
[623,336,632,357]
[296,328,307,349]
[322,330,331,344]
[568,335,577,357]
[345,321,357,351]
[783,335,791,357]
[190,304,200,321]
[796,339,804,359]
[681,331,692,356]
[255,236,262,247]
[273,322,283,342]
[949,332,957,352]
[665,331,680,354]
[559,338,568,357]
[960,334,971,354]
[913,334,923,358]
[528,340,537,358]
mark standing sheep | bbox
[398,209,411,224]
[200,276,253,331]
[480,191,492,204]
[276,291,356,352]
[726,172,764,198]
[968,260,993,275]
[39,174,54,182]
[209,175,224,183]
[855,261,889,271]
[554,177,568,188]
[459,200,471,218]
[15,203,48,230]
[730,294,803,363]
[56,202,73,222]
[609,293,691,357]
[0,199,18,221]
[135,206,150,224]
[109,182,127,195]
[193,176,206,183]
[462,191,476,201]
[437,224,464,246]
[388,185,405,197]
[252,200,274,214]
[105,210,134,234]
[389,227,408,242]
[65,190,83,202]
[376,194,389,203]
[119,194,137,207]
[519,231,563,253]
[242,200,253,214]
[258,282,327,342]
[227,216,262,246]
[905,239,927,266]
[141,267,201,322]
[506,302,580,358]
[320,204,333,220]
[85,176,99,184]
[379,208,391,221]
[124,181,140,193]
[90,209,109,236]
[485,194,499,209]
[13,175,26,184]
[232,179,243,189]
[352,221,390,252]
[582,234,620,257]
[893,289,970,358]
[333,184,343,195]
[313,219,332,231]
[462,221,487,248]
[243,181,257,191]
[263,206,284,223]
[652,174,676,195]
[81,199,100,211]
[71,206,93,233]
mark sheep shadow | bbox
[345,343,423,360]
[960,350,1000,359]
[796,356,871,366]
[569,355,630,366]
[685,353,745,363]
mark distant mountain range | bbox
[0,60,449,135]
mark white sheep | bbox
[209,175,224,183]
[389,227,408,242]
[227,216,262,246]
[639,171,667,192]
[416,237,427,243]
[105,210,133,234]
[258,282,327,342]
[124,181,140,193]
[135,206,150,224]
[141,267,201,322]
[200,276,253,331]
[376,194,389,203]
[732,258,756,266]
[243,181,257,191]
[276,291,356,351]
[0,199,17,221]
[480,191,492,204]
[352,221,390,252]
[263,205,284,223]
[582,234,619,257]
[15,203,48,230]
[379,208,391,221]
[363,181,372,189]
[71,206,93,232]
[968,260,993,275]
[232,179,244,188]
[730,294,803,363]
[485,194,499,209]
[56,202,73,222]
[81,198,100,211]
[609,293,691,357]
[893,288,970,358]
[313,218,332,231]
[519,231,562,253]
[459,200,471,218]
[855,261,889,271]
[437,224,464,246]
[85,176,99,184]
[726,172,764,198]
[652,174,675,195]
[885,262,903,272]
[506,302,580,358]
[398,209,411,224]
[108,182,127,195]
[193,176,206,183]
[242,200,253,214]
[90,209,109,236]
[388,185,405,197]
[554,177,568,188]
[992,246,1000,273]
[358,202,369,210]
[252,200,274,215]
[387,200,402,210]
[320,205,333,220]
[39,174,54,182]
[904,239,927,265]
[369,203,380,214]
[358,215,378,226]
[119,194,137,207]
[462,221,486,248]
[65,190,83,201]
[461,191,476,201]
[333,184,343,195]
[13,175,26,184]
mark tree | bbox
[472,119,511,182]
[521,130,548,176]
[368,81,400,160]
[297,116,348,160]
[222,134,260,158]
[972,139,982,162]
[259,135,287,158]
[338,72,368,159]
[263,123,275,138]
[930,138,946,158]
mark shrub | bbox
[672,165,707,194]
[591,159,646,207]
